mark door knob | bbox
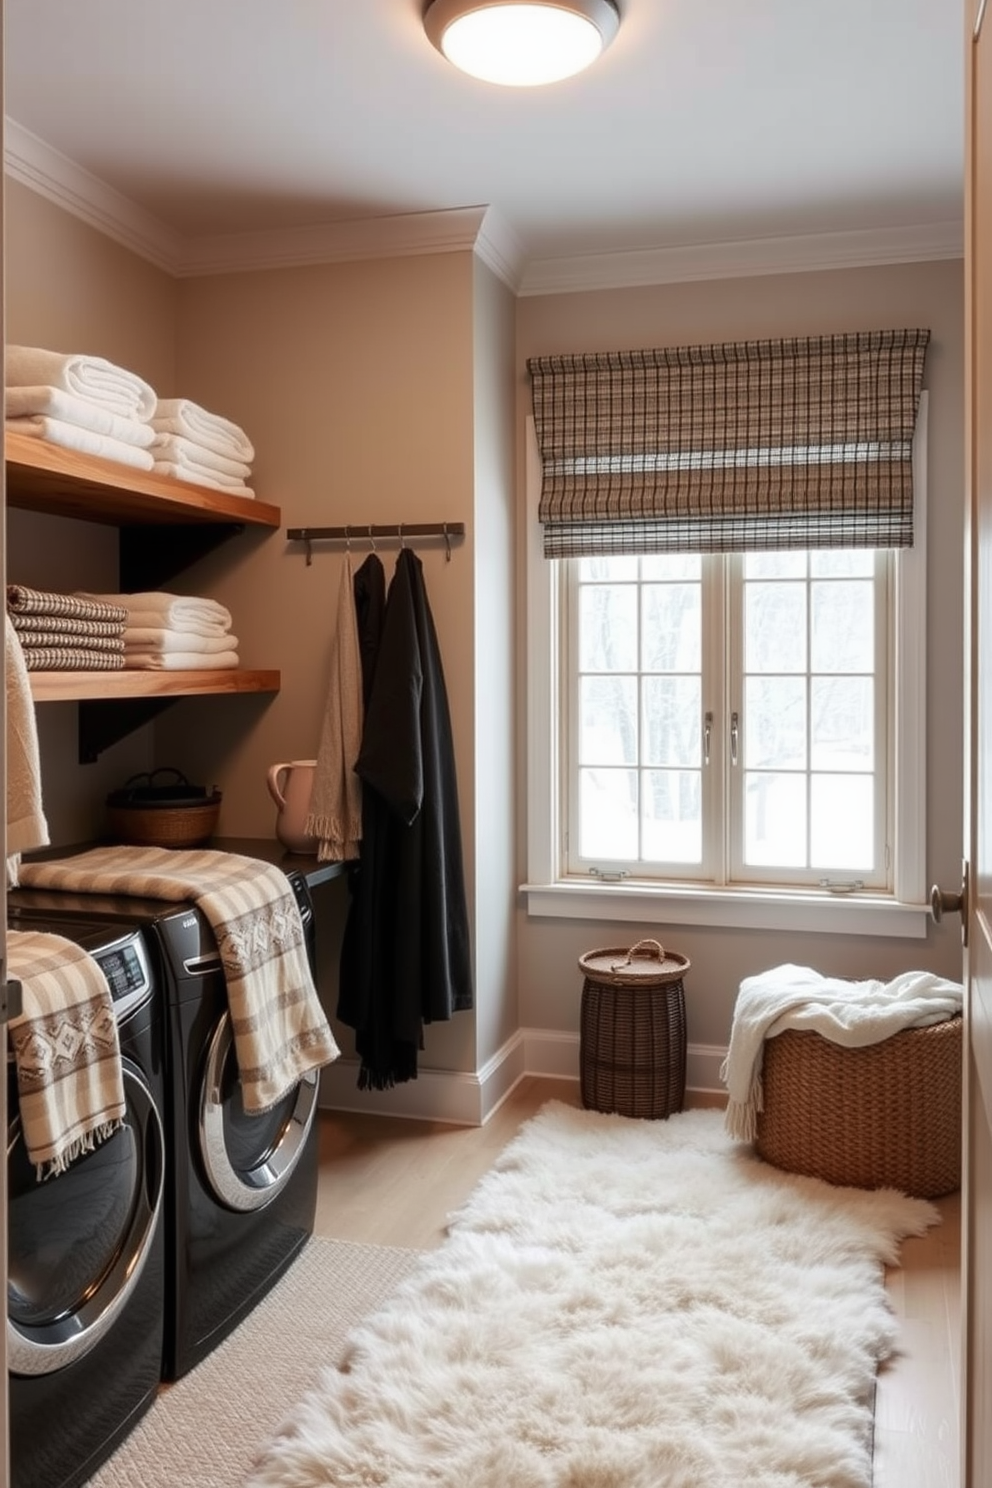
[930,885,962,921]
[930,862,969,943]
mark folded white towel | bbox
[123,627,239,654]
[7,417,155,472]
[82,591,233,636]
[151,398,254,463]
[6,346,156,421]
[149,433,251,480]
[151,460,254,498]
[722,962,964,1141]
[125,649,239,671]
[6,387,157,447]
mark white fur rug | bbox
[245,1103,939,1488]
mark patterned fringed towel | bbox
[18,847,341,1112]
[7,930,125,1180]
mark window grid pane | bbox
[569,556,705,873]
[564,550,888,890]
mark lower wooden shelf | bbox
[29,668,280,703]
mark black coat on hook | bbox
[338,547,473,1089]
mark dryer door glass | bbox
[7,1059,165,1375]
[199,1010,318,1213]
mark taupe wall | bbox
[471,258,518,1066]
[4,187,511,1076]
[157,249,488,1071]
[515,260,965,1072]
[5,179,178,839]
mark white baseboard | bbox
[319,1030,729,1125]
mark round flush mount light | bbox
[423,0,621,87]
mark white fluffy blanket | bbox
[246,1103,938,1488]
[722,962,963,1140]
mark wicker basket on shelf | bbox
[755,1015,963,1198]
[578,939,690,1120]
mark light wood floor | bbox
[314,1075,962,1488]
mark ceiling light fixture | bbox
[423,0,620,87]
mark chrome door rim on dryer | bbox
[199,1009,318,1212]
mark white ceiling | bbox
[2,0,964,290]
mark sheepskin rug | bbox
[245,1103,939,1488]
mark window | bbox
[524,329,930,938]
[565,546,891,891]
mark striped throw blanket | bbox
[7,930,126,1179]
[18,847,341,1111]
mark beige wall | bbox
[156,250,486,1071]
[515,261,965,1070]
[471,258,518,1069]
[5,180,179,840]
[4,187,504,1077]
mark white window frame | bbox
[522,395,930,939]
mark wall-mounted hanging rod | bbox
[286,521,466,564]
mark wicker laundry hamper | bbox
[755,1015,963,1198]
[578,939,690,1119]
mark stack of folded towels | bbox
[6,585,127,670]
[5,346,157,472]
[82,590,239,670]
[148,398,255,498]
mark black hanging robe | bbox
[338,547,473,1089]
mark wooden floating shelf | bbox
[29,669,280,704]
[5,430,281,529]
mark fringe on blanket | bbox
[39,1115,125,1182]
[720,1052,764,1141]
[306,812,360,864]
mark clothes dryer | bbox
[9,869,321,1380]
[5,917,166,1488]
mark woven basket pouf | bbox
[578,939,690,1120]
[754,1015,962,1198]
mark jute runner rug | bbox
[87,1238,421,1488]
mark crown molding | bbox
[4,115,962,296]
[4,117,183,274]
[179,204,525,289]
[518,219,965,295]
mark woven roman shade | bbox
[528,328,930,557]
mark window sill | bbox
[520,880,930,939]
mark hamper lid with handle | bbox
[578,938,690,987]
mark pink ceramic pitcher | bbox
[266,760,318,853]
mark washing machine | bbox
[9,868,321,1381]
[5,915,166,1488]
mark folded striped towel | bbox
[151,397,254,463]
[7,586,129,625]
[7,930,126,1179]
[15,630,124,655]
[124,627,239,654]
[6,386,157,447]
[149,433,251,481]
[7,416,155,472]
[17,849,341,1113]
[125,649,239,671]
[6,347,156,421]
[151,460,254,498]
[81,590,233,636]
[21,647,126,671]
[11,612,127,640]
